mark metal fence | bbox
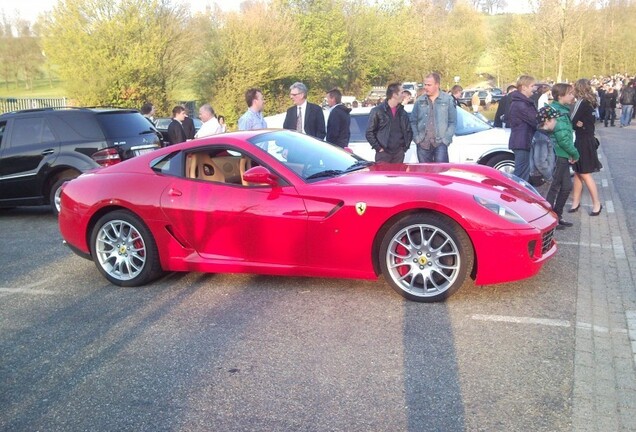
[0,97,68,114]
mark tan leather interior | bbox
[187,152,257,185]
[239,157,252,186]
[188,153,226,183]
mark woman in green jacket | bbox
[546,83,580,229]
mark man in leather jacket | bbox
[365,83,413,163]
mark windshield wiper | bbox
[345,160,375,172]
[305,169,343,180]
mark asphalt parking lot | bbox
[1,127,635,431]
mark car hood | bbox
[322,163,552,222]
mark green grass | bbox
[0,79,199,102]
[0,79,67,98]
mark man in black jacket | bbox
[167,105,188,145]
[365,83,413,163]
[493,85,517,128]
[283,82,326,140]
[619,80,635,127]
[601,86,617,127]
[325,88,351,148]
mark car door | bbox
[0,116,59,201]
[159,147,309,268]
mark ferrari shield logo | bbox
[355,202,367,216]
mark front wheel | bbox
[90,210,163,287]
[379,213,474,302]
[49,171,80,215]
[485,153,515,174]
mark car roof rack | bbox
[0,106,86,115]
[0,106,138,116]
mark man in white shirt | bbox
[195,104,223,138]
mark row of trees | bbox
[0,17,45,91]
[2,0,636,124]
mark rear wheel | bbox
[90,210,163,286]
[379,213,474,302]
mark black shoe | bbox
[558,219,573,227]
[590,204,603,216]
[567,204,580,213]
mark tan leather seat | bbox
[190,153,225,183]
[240,157,252,186]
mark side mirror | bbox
[242,166,278,186]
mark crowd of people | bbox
[139,71,634,229]
[502,73,636,228]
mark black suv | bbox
[0,107,161,214]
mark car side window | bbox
[184,147,261,187]
[11,118,43,147]
[41,121,56,143]
[9,117,56,147]
[350,115,368,142]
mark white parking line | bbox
[0,277,60,295]
[471,314,571,327]
[613,236,626,259]
[556,241,612,249]
[576,322,628,334]
[0,288,56,295]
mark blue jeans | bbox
[621,105,634,126]
[513,149,531,181]
[417,144,449,163]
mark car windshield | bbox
[154,118,171,129]
[248,130,368,181]
[455,106,491,135]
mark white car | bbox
[264,105,514,172]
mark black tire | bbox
[90,210,163,287]
[49,171,80,215]
[485,153,515,174]
[379,213,474,302]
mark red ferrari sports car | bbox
[59,130,558,302]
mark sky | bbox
[0,0,531,23]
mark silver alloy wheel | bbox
[53,185,63,214]
[95,219,147,281]
[385,223,461,298]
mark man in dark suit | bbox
[325,87,351,148]
[181,107,196,140]
[493,85,517,128]
[283,82,326,140]
[167,106,188,145]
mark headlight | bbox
[500,171,540,196]
[474,195,527,224]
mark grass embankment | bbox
[0,80,195,100]
[0,79,66,98]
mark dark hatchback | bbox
[0,107,161,214]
